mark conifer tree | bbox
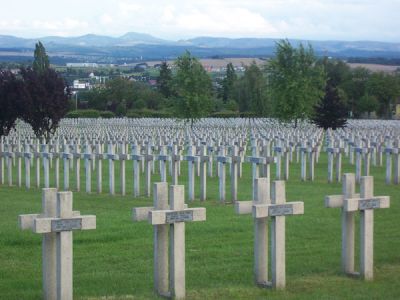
[312,80,347,130]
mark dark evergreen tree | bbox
[157,61,173,98]
[312,80,347,130]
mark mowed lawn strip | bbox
[0,152,399,299]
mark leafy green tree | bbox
[0,70,26,137]
[358,93,379,118]
[157,61,173,98]
[173,51,213,126]
[341,67,370,118]
[311,80,347,129]
[267,40,326,126]
[222,63,237,103]
[366,72,400,118]
[32,41,49,73]
[232,63,269,115]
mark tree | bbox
[173,51,213,126]
[358,93,379,118]
[21,68,69,141]
[157,61,173,98]
[366,72,400,118]
[222,63,237,103]
[311,80,347,130]
[267,40,326,127]
[32,41,50,73]
[0,70,26,137]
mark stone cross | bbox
[95,144,103,194]
[216,153,231,203]
[325,173,390,280]
[73,143,82,192]
[327,143,343,183]
[62,145,73,191]
[41,144,52,188]
[198,145,210,201]
[144,145,154,197]
[83,143,94,193]
[230,145,243,202]
[19,188,96,300]
[235,178,270,284]
[106,143,118,195]
[169,144,182,185]
[343,176,390,280]
[131,143,143,197]
[246,155,275,200]
[156,145,170,182]
[24,143,32,189]
[4,144,15,186]
[133,182,205,299]
[252,180,304,289]
[119,142,129,196]
[184,145,199,201]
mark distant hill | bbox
[0,32,400,64]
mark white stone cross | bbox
[131,143,143,197]
[216,153,231,203]
[83,143,95,193]
[132,182,204,299]
[156,145,170,182]
[343,176,390,280]
[325,173,390,280]
[106,143,118,195]
[252,180,304,289]
[183,145,199,201]
[62,145,73,191]
[19,188,96,300]
[246,155,275,200]
[230,145,243,202]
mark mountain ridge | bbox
[1,32,400,63]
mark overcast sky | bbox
[0,0,399,42]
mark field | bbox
[0,152,399,299]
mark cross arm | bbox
[19,211,81,230]
[344,196,390,212]
[132,204,189,222]
[33,215,96,234]
[253,202,304,218]
[235,201,253,215]
[149,208,206,225]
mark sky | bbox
[0,0,399,42]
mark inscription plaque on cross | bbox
[19,188,96,300]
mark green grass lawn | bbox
[0,152,399,299]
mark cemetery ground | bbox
[1,152,399,299]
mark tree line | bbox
[79,41,400,127]
[1,40,400,140]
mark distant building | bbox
[67,63,99,68]
[72,80,91,89]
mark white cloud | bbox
[100,14,113,25]
[0,0,399,42]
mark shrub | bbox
[99,111,115,118]
[210,111,240,118]
[65,109,100,118]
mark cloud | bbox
[100,14,113,25]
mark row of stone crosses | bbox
[19,173,390,300]
[1,120,399,200]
